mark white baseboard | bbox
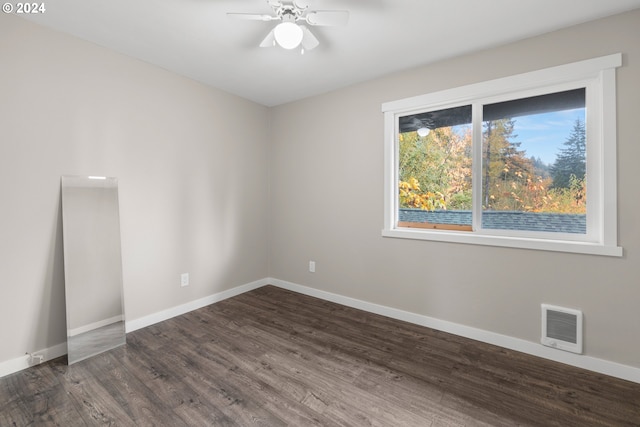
[0,278,268,379]
[0,342,67,379]
[68,315,124,337]
[125,278,269,333]
[3,276,639,385]
[268,278,640,384]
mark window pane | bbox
[398,105,472,230]
[481,89,586,234]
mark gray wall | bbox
[268,10,640,368]
[0,14,269,364]
[2,9,639,371]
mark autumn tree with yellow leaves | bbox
[398,117,586,214]
[398,126,472,211]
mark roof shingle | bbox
[398,209,586,234]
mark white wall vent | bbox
[541,304,583,354]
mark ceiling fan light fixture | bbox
[229,2,349,52]
[274,21,304,49]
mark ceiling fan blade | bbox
[299,25,319,51]
[305,10,349,26]
[227,13,279,22]
[259,29,276,48]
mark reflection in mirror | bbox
[61,176,126,365]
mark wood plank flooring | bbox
[1,285,639,426]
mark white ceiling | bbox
[20,0,640,106]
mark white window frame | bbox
[382,54,623,257]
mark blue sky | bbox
[510,108,585,165]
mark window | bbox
[382,54,622,256]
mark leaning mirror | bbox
[61,176,126,365]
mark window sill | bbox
[381,228,623,257]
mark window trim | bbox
[382,54,623,257]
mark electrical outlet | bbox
[309,261,315,273]
[28,353,44,365]
[181,273,189,287]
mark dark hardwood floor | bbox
[2,285,639,426]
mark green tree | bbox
[550,118,586,188]
[530,156,550,179]
[482,118,534,209]
[398,126,472,210]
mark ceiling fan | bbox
[228,0,349,54]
